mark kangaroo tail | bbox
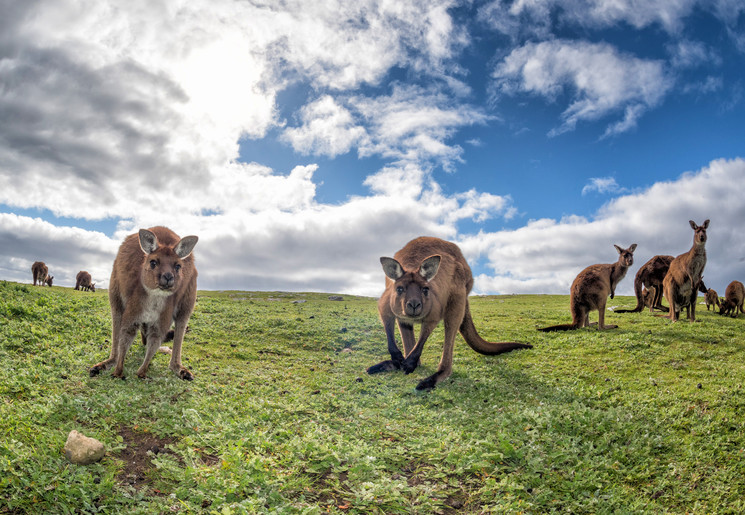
[614,274,644,313]
[459,302,532,355]
[537,323,578,332]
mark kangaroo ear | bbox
[175,235,198,259]
[380,257,404,280]
[629,243,637,253]
[139,229,158,254]
[702,219,710,229]
[419,255,441,282]
[614,245,622,254]
[689,220,698,230]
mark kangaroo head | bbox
[139,229,198,294]
[380,254,441,319]
[90,283,96,292]
[689,219,709,246]
[45,275,54,286]
[614,243,636,267]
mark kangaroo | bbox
[90,226,198,380]
[705,288,719,311]
[538,244,637,332]
[662,220,709,322]
[31,261,51,286]
[75,271,96,292]
[614,255,674,313]
[719,281,744,317]
[367,237,532,390]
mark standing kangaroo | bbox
[662,220,709,322]
[90,226,198,380]
[31,261,53,287]
[719,281,744,317]
[75,271,96,292]
[705,288,720,311]
[367,237,532,390]
[538,244,637,332]
[614,255,674,313]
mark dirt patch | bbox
[115,426,180,492]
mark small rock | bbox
[64,430,105,465]
[292,300,307,304]
[697,383,702,389]
[328,295,344,301]
[355,377,363,383]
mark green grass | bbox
[1,281,745,513]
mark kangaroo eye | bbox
[149,260,157,269]
[396,286,404,294]
[422,287,429,296]
[174,264,182,272]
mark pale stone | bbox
[64,430,105,465]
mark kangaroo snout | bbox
[160,272,175,288]
[406,298,422,316]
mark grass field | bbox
[1,280,744,513]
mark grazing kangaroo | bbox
[367,237,532,390]
[662,220,709,322]
[614,255,674,313]
[705,288,719,311]
[538,244,637,332]
[90,226,198,380]
[31,261,52,287]
[75,271,96,292]
[719,281,744,317]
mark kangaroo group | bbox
[29,217,742,390]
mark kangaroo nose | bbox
[160,273,174,287]
[406,299,422,314]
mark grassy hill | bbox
[1,280,744,513]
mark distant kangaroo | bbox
[31,261,53,287]
[705,288,719,311]
[719,281,744,317]
[75,271,96,292]
[367,237,532,390]
[662,220,709,322]
[90,226,198,380]
[538,244,636,332]
[614,255,674,313]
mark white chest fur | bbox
[139,289,171,325]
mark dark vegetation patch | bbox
[115,426,180,492]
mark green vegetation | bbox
[1,280,744,513]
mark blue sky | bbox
[1,0,744,296]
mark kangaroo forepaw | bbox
[366,360,401,374]
[402,359,418,374]
[416,374,439,391]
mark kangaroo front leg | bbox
[416,311,462,391]
[401,320,438,374]
[112,325,138,379]
[136,326,162,379]
[168,318,193,380]
[367,315,405,374]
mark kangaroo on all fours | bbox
[719,281,744,317]
[90,226,198,380]
[662,220,709,322]
[538,244,637,332]
[31,261,53,287]
[75,271,96,292]
[614,254,673,314]
[366,237,532,391]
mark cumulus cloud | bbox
[582,177,624,195]
[491,40,673,137]
[459,158,745,297]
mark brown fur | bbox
[538,244,636,332]
[367,237,532,390]
[719,281,744,317]
[75,271,96,292]
[31,261,53,287]
[662,220,709,322]
[89,226,198,380]
[705,288,719,311]
[614,255,673,313]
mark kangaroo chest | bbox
[138,290,173,325]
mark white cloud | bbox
[492,40,673,136]
[582,177,623,195]
[459,158,745,297]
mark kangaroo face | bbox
[138,229,198,294]
[380,255,441,320]
[690,219,709,246]
[614,243,636,267]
